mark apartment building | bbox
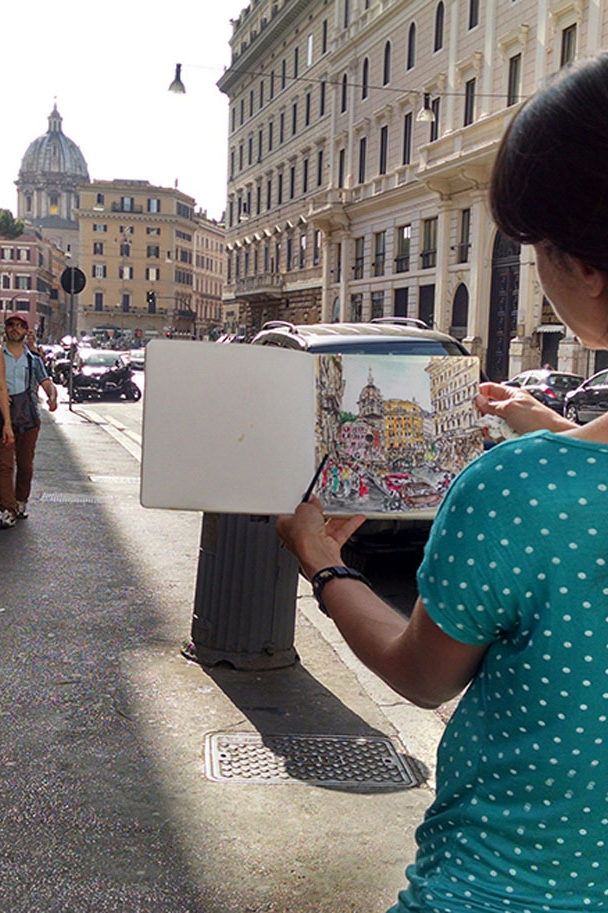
[0,231,70,341]
[193,213,226,338]
[219,0,606,380]
[76,180,199,340]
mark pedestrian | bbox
[1,312,57,528]
[277,54,608,912]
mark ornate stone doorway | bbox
[487,232,521,380]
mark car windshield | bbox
[81,351,121,367]
[306,340,466,355]
[550,374,584,391]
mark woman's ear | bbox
[569,256,608,299]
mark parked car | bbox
[505,369,584,412]
[128,348,146,370]
[563,368,608,424]
[251,318,481,565]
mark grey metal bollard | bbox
[184,512,300,670]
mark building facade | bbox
[193,212,226,338]
[0,231,70,341]
[16,105,89,263]
[219,0,607,380]
[75,180,200,341]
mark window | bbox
[322,20,328,54]
[373,231,386,276]
[146,226,160,236]
[379,125,388,175]
[317,149,324,186]
[468,0,479,29]
[146,267,160,281]
[395,225,411,272]
[402,113,413,165]
[93,241,104,255]
[302,158,309,193]
[96,193,105,205]
[371,291,384,320]
[268,121,274,151]
[358,136,367,184]
[507,53,521,106]
[240,98,244,124]
[258,129,263,161]
[561,24,576,67]
[354,237,364,279]
[266,178,272,210]
[120,241,131,256]
[286,237,293,271]
[293,46,299,78]
[307,34,313,67]
[338,148,346,189]
[299,233,306,268]
[93,223,107,233]
[464,78,475,126]
[256,183,261,214]
[121,293,130,313]
[313,230,321,266]
[456,209,471,263]
[248,136,253,165]
[147,245,160,258]
[434,3,444,51]
[147,198,161,213]
[119,265,133,280]
[430,98,440,141]
[305,91,311,126]
[249,89,254,117]
[292,101,298,135]
[94,292,103,311]
[383,42,391,85]
[341,74,348,113]
[270,71,275,98]
[343,0,349,28]
[277,172,283,204]
[320,80,326,115]
[362,58,369,99]
[259,80,264,107]
[289,165,296,199]
[121,196,135,212]
[15,275,31,290]
[407,23,416,69]
[281,59,287,89]
[351,293,363,322]
[421,217,437,268]
[93,264,106,279]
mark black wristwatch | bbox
[311,565,371,617]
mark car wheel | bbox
[565,404,579,424]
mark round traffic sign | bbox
[60,267,86,295]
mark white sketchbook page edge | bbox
[140,340,317,513]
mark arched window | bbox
[450,283,469,339]
[407,23,416,70]
[434,3,444,52]
[362,57,369,99]
[341,73,348,112]
[383,41,391,85]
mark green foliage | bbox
[0,209,24,239]
[339,411,357,424]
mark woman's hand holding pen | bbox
[277,495,366,580]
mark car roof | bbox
[251,319,461,349]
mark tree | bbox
[0,209,24,239]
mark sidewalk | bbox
[0,402,447,913]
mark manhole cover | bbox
[204,732,417,789]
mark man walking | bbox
[0,312,57,529]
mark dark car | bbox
[505,369,584,412]
[563,368,608,424]
[251,318,479,565]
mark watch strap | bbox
[311,565,371,617]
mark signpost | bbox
[60,267,86,409]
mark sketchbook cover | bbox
[140,340,483,516]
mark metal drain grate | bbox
[88,475,139,484]
[204,732,417,789]
[40,493,110,503]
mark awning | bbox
[536,324,565,334]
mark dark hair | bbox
[490,54,608,272]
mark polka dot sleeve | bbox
[416,446,526,646]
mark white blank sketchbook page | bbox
[140,340,316,513]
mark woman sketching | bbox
[277,54,608,912]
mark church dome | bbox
[18,104,89,182]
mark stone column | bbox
[463,190,489,359]
[434,200,452,331]
[320,231,333,322]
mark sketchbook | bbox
[140,340,483,516]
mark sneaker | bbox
[16,501,28,519]
[0,509,16,529]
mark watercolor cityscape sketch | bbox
[313,354,484,515]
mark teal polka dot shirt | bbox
[390,432,608,913]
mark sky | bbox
[340,356,432,413]
[0,0,249,223]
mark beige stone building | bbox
[75,180,200,342]
[219,0,608,380]
[193,213,226,338]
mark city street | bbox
[0,393,449,913]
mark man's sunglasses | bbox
[5,321,27,329]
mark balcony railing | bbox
[235,272,285,297]
[110,202,143,214]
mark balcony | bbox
[234,272,285,300]
[110,202,143,214]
